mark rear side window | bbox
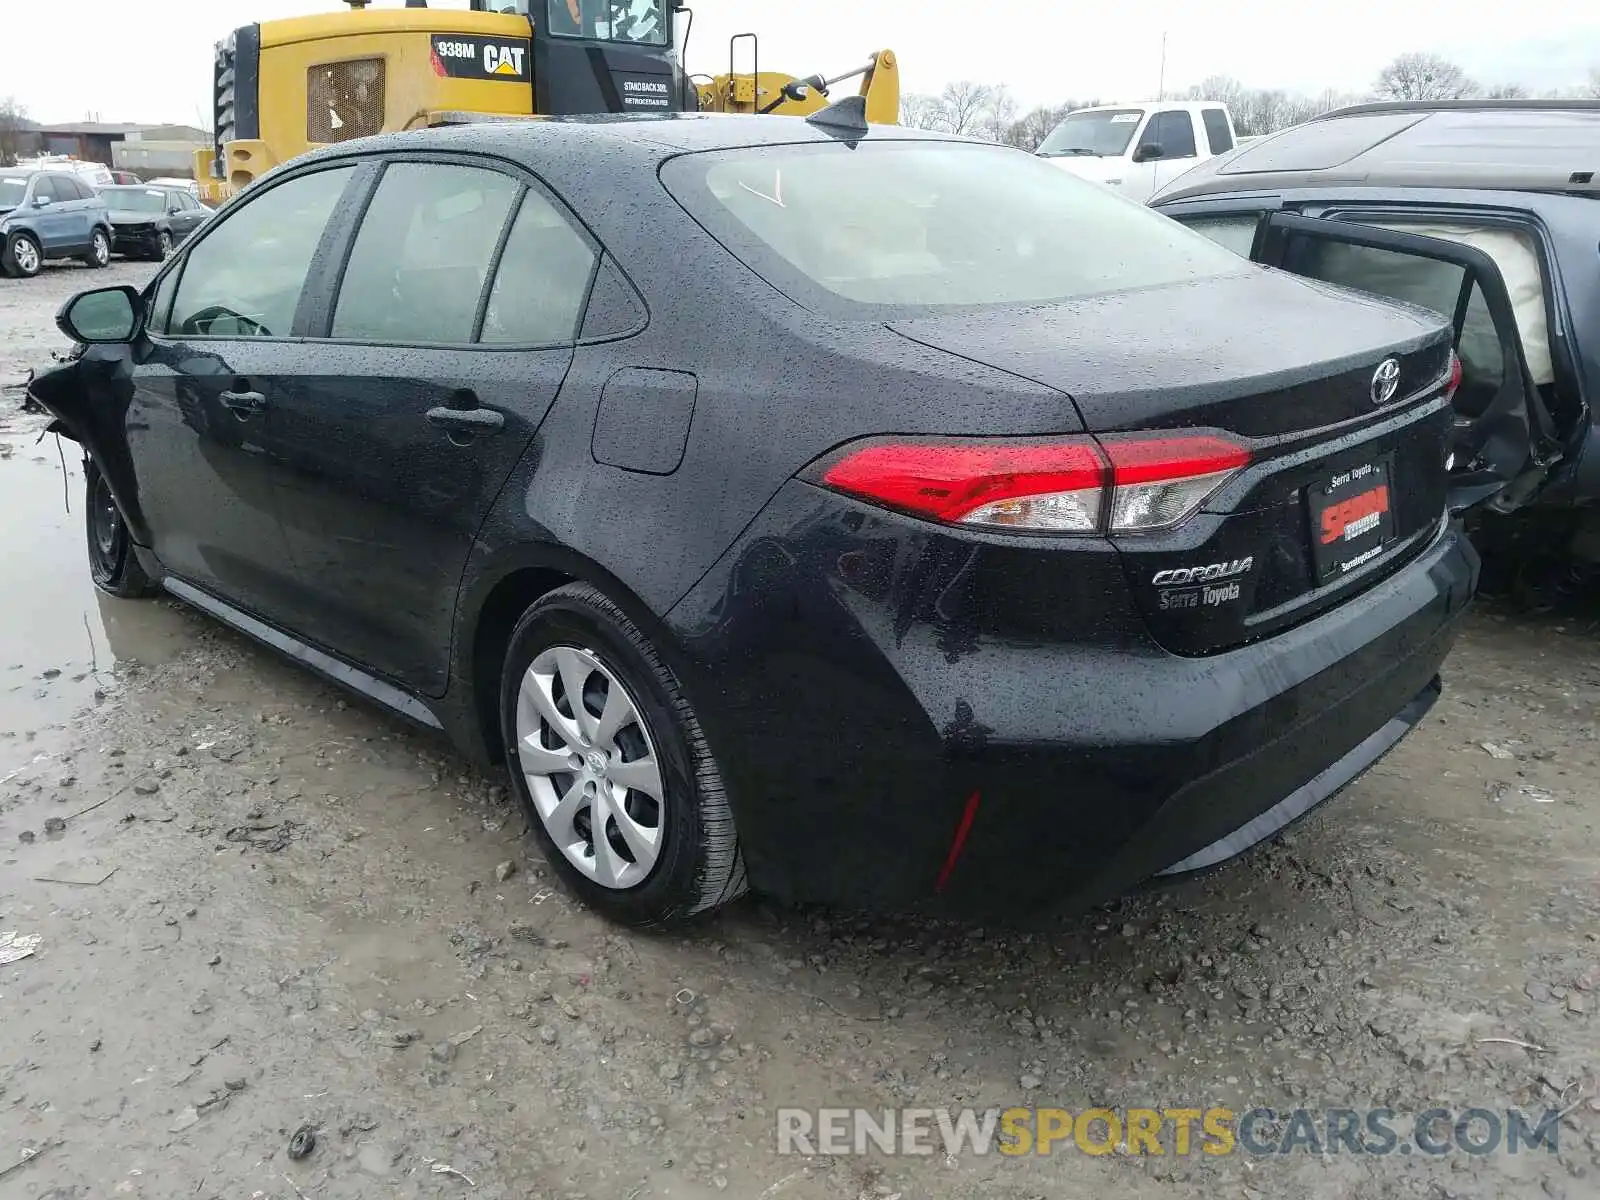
[662,142,1246,318]
[1201,109,1233,155]
[1144,111,1197,159]
[164,166,354,338]
[332,162,520,344]
[479,189,597,345]
[1298,241,1505,409]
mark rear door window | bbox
[1296,240,1505,411]
[34,176,65,203]
[164,165,355,338]
[1201,109,1233,155]
[1174,214,1259,256]
[331,161,520,344]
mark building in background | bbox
[26,123,210,178]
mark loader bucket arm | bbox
[698,47,900,124]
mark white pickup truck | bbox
[1037,101,1239,203]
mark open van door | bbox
[1253,212,1561,513]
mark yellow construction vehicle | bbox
[195,0,899,206]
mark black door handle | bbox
[219,389,267,417]
[426,405,505,433]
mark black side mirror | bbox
[1132,142,1164,164]
[57,285,143,345]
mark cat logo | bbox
[429,34,532,82]
[484,43,525,76]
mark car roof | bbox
[298,110,967,170]
[1153,100,1600,204]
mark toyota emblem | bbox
[1371,358,1402,406]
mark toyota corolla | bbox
[31,105,1477,926]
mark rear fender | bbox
[26,348,151,545]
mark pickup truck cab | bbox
[1039,101,1237,202]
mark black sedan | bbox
[98,184,209,260]
[32,106,1477,926]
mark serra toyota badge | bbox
[430,35,532,82]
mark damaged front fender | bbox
[26,347,151,546]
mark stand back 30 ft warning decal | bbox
[430,35,532,82]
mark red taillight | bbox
[1100,434,1251,533]
[820,439,1107,532]
[1444,350,1463,402]
[813,432,1249,535]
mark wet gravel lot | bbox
[2,260,1598,1200]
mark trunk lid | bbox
[891,270,1456,655]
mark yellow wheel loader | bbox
[195,0,899,205]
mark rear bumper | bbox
[667,482,1478,916]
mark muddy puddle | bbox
[0,429,192,751]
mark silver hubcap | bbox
[15,240,37,272]
[516,645,664,890]
[94,234,108,263]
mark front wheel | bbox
[154,230,174,261]
[86,459,156,598]
[82,228,111,268]
[500,583,746,927]
[3,232,42,278]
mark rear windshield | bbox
[662,141,1247,319]
[1037,110,1145,158]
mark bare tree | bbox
[899,92,948,131]
[1587,68,1600,99]
[976,84,1018,144]
[1374,52,1478,101]
[938,80,995,136]
[1482,83,1528,99]
[1231,88,1291,137]
[0,96,29,167]
[1182,75,1247,110]
[1006,102,1079,151]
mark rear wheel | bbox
[3,232,42,278]
[82,228,111,268]
[86,459,155,598]
[500,583,746,927]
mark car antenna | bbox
[805,95,870,139]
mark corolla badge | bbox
[1371,358,1402,406]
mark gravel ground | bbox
[2,264,1598,1200]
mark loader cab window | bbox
[545,0,668,45]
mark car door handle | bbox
[426,405,505,433]
[220,389,267,417]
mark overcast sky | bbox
[2,0,1596,125]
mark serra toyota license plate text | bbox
[1309,457,1396,582]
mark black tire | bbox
[499,583,746,927]
[3,231,42,279]
[86,459,156,598]
[82,227,111,269]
